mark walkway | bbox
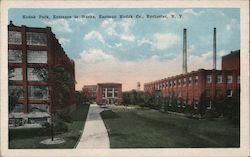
[76,104,110,149]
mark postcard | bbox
[0,0,249,157]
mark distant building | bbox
[82,85,97,102]
[144,50,240,110]
[8,21,75,125]
[96,83,122,105]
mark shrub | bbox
[54,120,68,133]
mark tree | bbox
[81,88,92,104]
[198,92,207,117]
[8,68,21,113]
[33,65,74,141]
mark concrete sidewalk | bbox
[76,104,110,149]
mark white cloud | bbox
[137,38,153,46]
[101,18,136,42]
[107,43,123,48]
[152,33,180,50]
[187,44,196,56]
[119,19,135,33]
[78,49,114,64]
[225,18,238,31]
[59,38,70,45]
[83,31,105,44]
[120,34,135,42]
[182,9,204,16]
[101,19,117,36]
[43,19,72,33]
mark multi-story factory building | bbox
[8,21,75,125]
[96,83,122,105]
[144,28,240,111]
[144,51,240,109]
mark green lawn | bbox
[9,104,89,149]
[101,108,240,148]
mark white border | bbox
[1,1,249,157]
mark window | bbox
[226,90,233,97]
[217,75,222,84]
[8,50,22,63]
[177,100,181,108]
[206,75,212,84]
[178,79,181,86]
[195,76,199,85]
[173,80,176,87]
[237,75,240,84]
[9,68,23,80]
[102,92,106,98]
[28,86,48,100]
[227,75,233,84]
[102,88,106,98]
[26,32,47,46]
[183,78,186,86]
[9,86,23,98]
[27,68,48,81]
[188,77,192,86]
[8,31,22,45]
[27,50,47,63]
[107,88,113,98]
[206,100,212,109]
[166,82,168,88]
[12,104,23,113]
[29,104,49,112]
[194,101,198,109]
[114,88,118,97]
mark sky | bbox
[9,8,240,91]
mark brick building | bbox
[82,85,97,102]
[8,21,75,124]
[144,50,240,110]
[96,83,122,105]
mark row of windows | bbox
[145,75,240,91]
[9,68,48,81]
[102,88,118,98]
[11,103,49,113]
[145,76,199,91]
[8,50,48,64]
[8,31,47,46]
[9,85,48,100]
[206,75,240,84]
[162,89,233,99]
[153,90,233,110]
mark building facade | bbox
[8,21,75,125]
[96,83,122,105]
[82,85,97,102]
[144,50,240,110]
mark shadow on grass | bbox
[9,128,50,141]
[101,110,120,119]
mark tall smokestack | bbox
[213,27,217,70]
[183,28,187,74]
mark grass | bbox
[9,104,89,149]
[101,108,240,148]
